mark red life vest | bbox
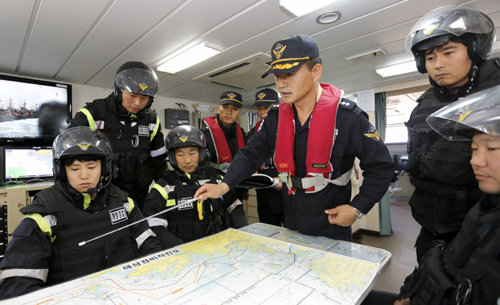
[254,119,263,132]
[204,116,245,164]
[274,84,342,190]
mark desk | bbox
[0,181,53,255]
[3,226,390,305]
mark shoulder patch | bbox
[339,98,368,118]
[364,125,381,141]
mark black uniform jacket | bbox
[69,93,167,204]
[399,194,500,305]
[406,58,500,234]
[142,166,243,245]
[223,86,394,240]
[0,181,161,300]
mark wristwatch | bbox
[353,207,364,219]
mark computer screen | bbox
[4,147,53,180]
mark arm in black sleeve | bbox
[127,200,162,256]
[149,123,167,180]
[142,183,184,249]
[0,218,52,299]
[222,112,277,188]
[67,108,91,128]
[348,113,394,213]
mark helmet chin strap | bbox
[433,64,479,97]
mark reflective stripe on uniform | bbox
[83,193,91,210]
[78,108,96,131]
[25,214,57,243]
[149,117,160,142]
[226,199,243,214]
[150,146,167,158]
[0,268,49,283]
[136,228,156,249]
[152,184,168,200]
[147,217,168,228]
[198,179,211,185]
[123,198,135,214]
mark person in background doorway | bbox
[201,91,249,213]
[404,6,500,262]
[247,88,285,226]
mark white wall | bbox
[71,83,253,135]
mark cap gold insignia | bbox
[139,83,149,91]
[77,142,91,151]
[179,136,188,143]
[258,92,267,100]
[227,93,236,99]
[273,43,286,60]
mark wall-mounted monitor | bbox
[0,74,72,146]
[0,146,53,184]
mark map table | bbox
[3,226,390,305]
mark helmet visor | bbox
[406,6,495,52]
[53,126,112,160]
[114,67,159,97]
[426,85,500,141]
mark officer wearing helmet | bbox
[142,125,246,246]
[404,6,500,262]
[362,85,500,305]
[69,61,167,208]
[247,88,285,227]
[0,127,161,299]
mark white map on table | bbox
[6,229,378,305]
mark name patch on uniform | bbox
[312,163,327,169]
[109,207,128,225]
[177,198,194,210]
[138,125,150,136]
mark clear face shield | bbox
[405,5,496,52]
[426,85,500,141]
[114,67,159,98]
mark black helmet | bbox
[113,61,159,108]
[52,126,113,189]
[406,6,495,73]
[165,125,207,169]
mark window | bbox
[384,91,423,143]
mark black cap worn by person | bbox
[219,91,243,108]
[253,88,279,107]
[261,34,320,78]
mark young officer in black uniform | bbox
[404,6,500,262]
[247,88,285,226]
[142,125,246,246]
[0,127,161,299]
[196,34,394,241]
[362,85,500,305]
[69,61,167,208]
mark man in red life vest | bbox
[195,34,394,241]
[201,91,249,213]
[247,88,285,226]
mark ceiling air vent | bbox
[193,53,272,90]
[345,48,387,64]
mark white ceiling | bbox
[1,0,499,108]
